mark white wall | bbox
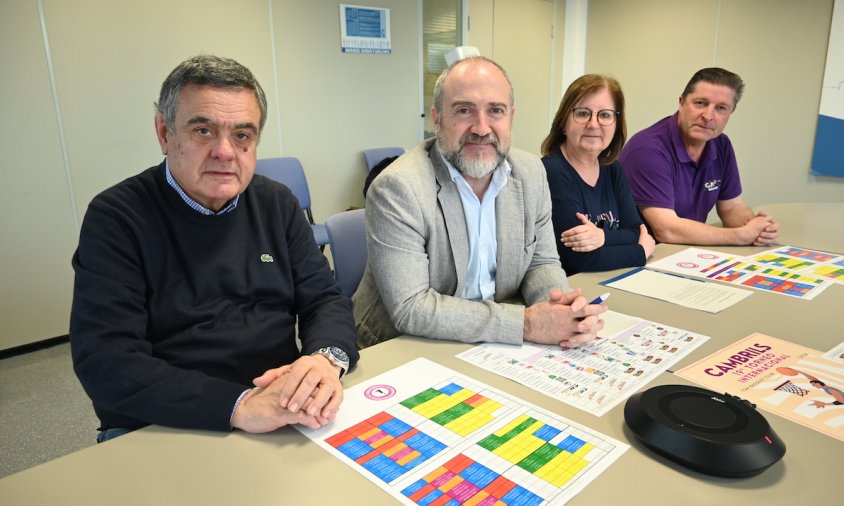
[2,0,840,349]
[586,0,843,211]
[271,0,420,215]
[0,0,420,350]
[1,0,78,349]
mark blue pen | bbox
[590,292,610,304]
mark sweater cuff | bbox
[229,388,252,429]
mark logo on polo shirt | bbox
[704,179,722,192]
[260,253,274,263]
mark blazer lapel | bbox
[430,143,469,292]
[495,161,525,298]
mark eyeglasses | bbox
[571,107,620,126]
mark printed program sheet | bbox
[456,311,709,417]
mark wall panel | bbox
[0,0,77,349]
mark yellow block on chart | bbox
[396,450,421,466]
[573,442,594,458]
[413,388,473,417]
[424,466,448,483]
[493,414,530,437]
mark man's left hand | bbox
[253,355,344,421]
[752,211,780,246]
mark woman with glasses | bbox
[540,74,655,275]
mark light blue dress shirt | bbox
[443,156,511,301]
[164,160,239,215]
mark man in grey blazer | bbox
[354,56,606,349]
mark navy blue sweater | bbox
[70,162,358,432]
[542,150,646,275]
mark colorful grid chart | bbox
[751,253,816,271]
[301,359,629,505]
[741,274,816,297]
[756,268,826,285]
[811,265,844,281]
[325,382,509,486]
[326,412,446,483]
[477,414,592,488]
[712,268,745,283]
[401,454,543,506]
[775,247,837,263]
[647,247,836,299]
[699,257,740,275]
[399,412,610,505]
[401,383,504,437]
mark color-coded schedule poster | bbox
[647,246,840,299]
[297,358,628,505]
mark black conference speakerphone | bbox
[624,384,786,477]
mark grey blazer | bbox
[353,139,569,348]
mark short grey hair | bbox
[432,56,514,116]
[155,54,268,132]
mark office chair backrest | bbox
[325,209,367,297]
[363,147,405,172]
[255,157,312,210]
[255,157,329,248]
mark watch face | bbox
[329,347,349,363]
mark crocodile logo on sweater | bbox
[260,253,274,263]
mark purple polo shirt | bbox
[618,112,742,223]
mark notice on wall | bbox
[340,4,391,54]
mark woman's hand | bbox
[561,212,605,252]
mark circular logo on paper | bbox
[677,262,699,268]
[698,253,718,259]
[364,384,396,401]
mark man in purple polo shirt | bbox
[619,67,779,246]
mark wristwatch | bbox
[311,346,350,377]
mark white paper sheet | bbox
[605,267,752,313]
[456,311,709,417]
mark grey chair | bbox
[324,209,367,297]
[362,147,405,172]
[255,157,329,248]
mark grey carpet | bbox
[0,342,99,478]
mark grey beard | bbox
[441,135,507,178]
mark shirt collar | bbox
[164,160,239,215]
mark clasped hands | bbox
[746,211,780,246]
[524,288,607,348]
[231,354,343,433]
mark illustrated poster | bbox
[676,333,844,441]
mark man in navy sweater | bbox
[70,55,358,441]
